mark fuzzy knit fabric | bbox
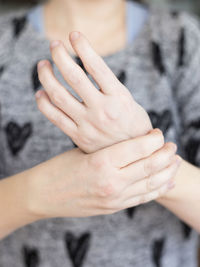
[0,5,200,267]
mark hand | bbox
[27,129,181,219]
[36,31,152,153]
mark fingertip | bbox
[35,90,43,99]
[154,128,162,135]
[37,60,47,70]
[149,128,161,136]
[168,142,177,153]
[37,60,50,71]
[69,31,80,42]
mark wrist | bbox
[0,170,41,239]
[156,157,183,205]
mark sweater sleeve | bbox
[172,13,200,167]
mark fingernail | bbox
[35,90,42,99]
[70,31,80,41]
[50,40,60,49]
[168,179,176,190]
[37,60,46,70]
[154,128,162,135]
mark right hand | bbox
[27,129,181,219]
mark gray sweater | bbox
[0,5,200,267]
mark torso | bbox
[0,5,199,267]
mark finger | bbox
[148,155,181,190]
[38,60,86,123]
[69,31,121,95]
[35,89,77,138]
[50,40,102,107]
[121,157,180,203]
[105,128,164,168]
[121,141,177,184]
[121,177,176,210]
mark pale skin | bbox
[0,0,199,241]
[0,129,179,239]
[37,0,200,232]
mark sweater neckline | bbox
[14,4,156,63]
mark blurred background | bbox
[0,0,200,266]
[0,0,200,15]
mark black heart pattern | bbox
[4,121,32,156]
[152,237,165,267]
[64,231,91,267]
[126,207,136,219]
[171,10,179,18]
[32,63,42,92]
[117,70,126,85]
[177,28,186,67]
[0,66,5,77]
[184,138,200,166]
[181,221,192,240]
[151,41,166,75]
[12,16,27,38]
[22,245,40,267]
[187,118,200,130]
[148,110,173,135]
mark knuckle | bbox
[96,180,117,198]
[88,153,109,171]
[85,62,97,76]
[152,155,163,172]
[78,134,93,147]
[143,158,156,177]
[151,128,164,145]
[68,69,82,85]
[139,143,150,157]
[148,175,158,191]
[52,114,65,127]
[51,91,63,106]
[86,59,107,77]
[142,129,164,156]
[166,142,177,154]
[154,128,165,146]
[50,114,59,125]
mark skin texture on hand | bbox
[27,129,180,219]
[35,31,180,211]
[36,31,153,153]
[0,129,180,240]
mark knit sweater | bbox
[0,5,200,267]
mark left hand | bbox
[36,31,152,153]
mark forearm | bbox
[0,168,41,240]
[157,159,200,233]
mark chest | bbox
[0,44,182,177]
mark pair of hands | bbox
[32,31,181,219]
